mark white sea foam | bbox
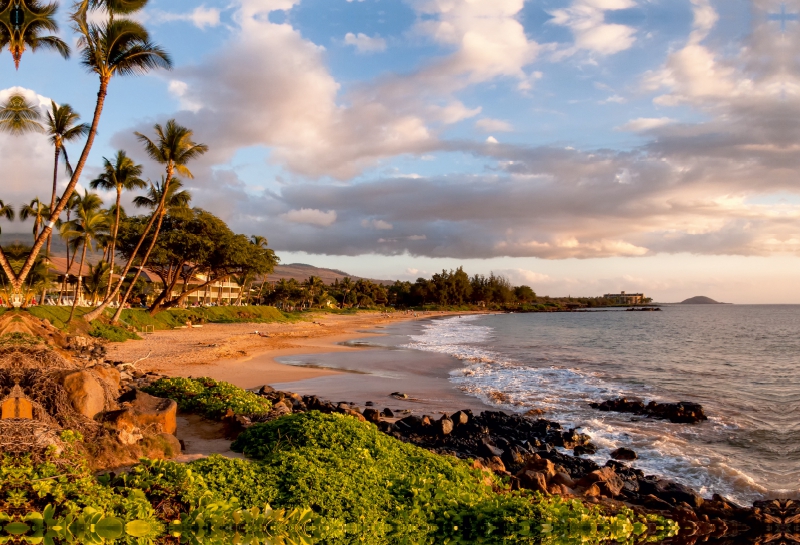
[404,315,768,505]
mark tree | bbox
[20,198,49,238]
[65,192,108,322]
[98,120,207,324]
[114,209,278,314]
[45,101,90,258]
[89,150,145,299]
[339,277,353,308]
[514,285,536,303]
[0,201,14,232]
[7,3,171,295]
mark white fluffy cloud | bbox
[361,218,393,230]
[344,33,387,53]
[475,118,513,132]
[280,208,337,227]
[148,6,221,29]
[618,117,676,132]
[550,0,638,57]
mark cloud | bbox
[344,32,387,53]
[149,6,221,29]
[618,117,676,132]
[486,136,499,144]
[280,208,337,227]
[550,0,638,58]
[361,218,394,230]
[495,268,552,285]
[475,118,513,132]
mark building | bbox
[603,291,645,305]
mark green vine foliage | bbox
[141,376,271,419]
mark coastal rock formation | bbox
[680,296,723,304]
[59,370,107,419]
[589,397,708,424]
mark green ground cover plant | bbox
[142,376,272,419]
[224,412,677,544]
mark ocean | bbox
[404,306,799,505]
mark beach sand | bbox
[105,311,490,395]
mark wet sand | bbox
[271,319,496,416]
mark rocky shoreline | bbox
[245,387,797,545]
[92,331,796,545]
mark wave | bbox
[404,315,772,505]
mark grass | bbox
[25,305,300,341]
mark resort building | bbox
[603,291,645,305]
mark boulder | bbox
[119,389,178,435]
[381,408,394,418]
[363,408,381,423]
[451,410,470,426]
[60,370,106,419]
[517,470,548,493]
[437,416,454,435]
[92,365,121,391]
[579,467,624,497]
[610,447,637,461]
[480,437,504,458]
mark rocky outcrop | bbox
[59,370,106,419]
[117,389,178,435]
[589,397,708,424]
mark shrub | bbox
[142,377,271,419]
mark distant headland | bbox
[680,296,726,304]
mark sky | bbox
[1,0,799,303]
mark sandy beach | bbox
[106,311,491,391]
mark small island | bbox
[680,296,726,304]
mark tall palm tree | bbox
[0,201,15,284]
[45,100,90,258]
[0,200,14,232]
[249,236,269,304]
[132,177,192,215]
[10,6,171,293]
[0,93,43,135]
[103,120,207,324]
[339,277,354,308]
[89,150,145,299]
[20,198,49,238]
[66,192,108,322]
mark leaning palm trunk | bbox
[109,178,172,324]
[105,187,122,300]
[10,78,110,291]
[83,195,163,323]
[68,242,88,323]
[46,145,61,261]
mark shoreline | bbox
[105,310,497,390]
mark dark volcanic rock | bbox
[589,397,708,424]
[610,447,638,460]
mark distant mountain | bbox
[680,296,723,304]
[265,263,393,285]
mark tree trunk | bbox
[68,242,88,323]
[110,165,175,324]
[105,186,121,301]
[11,77,110,291]
[46,145,61,261]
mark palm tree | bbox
[83,260,111,305]
[250,236,269,304]
[104,120,207,324]
[89,150,145,299]
[20,198,49,238]
[0,200,15,233]
[66,193,108,322]
[339,277,354,308]
[303,276,324,309]
[0,0,70,68]
[45,101,90,258]
[132,177,192,215]
[0,94,43,135]
[10,6,171,293]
